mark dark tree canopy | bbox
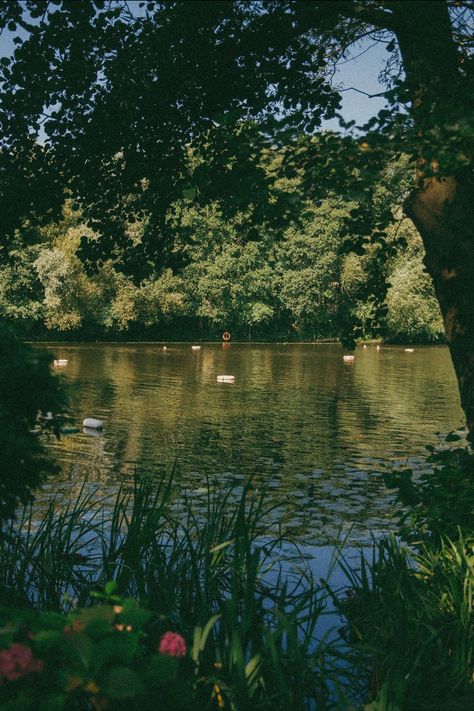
[0,1,471,240]
[0,0,474,426]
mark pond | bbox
[36,342,463,545]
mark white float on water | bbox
[404,348,415,352]
[342,355,355,362]
[376,345,381,351]
[83,426,102,437]
[82,417,103,430]
[191,345,201,350]
[53,359,68,367]
[217,375,235,382]
[162,346,167,350]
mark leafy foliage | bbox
[0,600,191,711]
[0,157,443,343]
[334,533,474,711]
[384,435,474,545]
[0,1,471,253]
[0,323,65,522]
[330,438,474,709]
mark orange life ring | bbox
[222,331,231,342]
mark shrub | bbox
[383,434,474,545]
[0,323,65,524]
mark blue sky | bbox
[322,41,389,129]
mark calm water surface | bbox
[37,343,463,544]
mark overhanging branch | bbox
[328,1,400,32]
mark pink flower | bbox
[0,643,43,682]
[158,631,187,658]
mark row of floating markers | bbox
[162,345,202,351]
[60,343,419,418]
[343,346,415,362]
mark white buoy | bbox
[404,348,415,352]
[53,359,68,367]
[217,375,235,382]
[191,345,201,351]
[363,344,367,349]
[82,417,103,430]
[83,426,102,437]
[376,345,381,351]
[162,346,167,350]
[343,355,355,362]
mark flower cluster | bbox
[0,644,43,683]
[158,631,187,657]
[0,602,191,708]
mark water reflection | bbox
[35,343,463,544]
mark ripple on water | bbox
[34,342,463,544]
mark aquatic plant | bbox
[331,533,474,710]
[329,439,474,710]
[0,474,346,710]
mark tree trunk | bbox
[391,2,474,432]
[405,172,474,433]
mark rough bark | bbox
[390,1,474,433]
[405,173,474,432]
[336,1,474,429]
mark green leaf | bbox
[182,186,197,201]
[102,666,145,700]
[209,539,234,554]
[146,654,179,685]
[33,630,63,654]
[92,634,140,674]
[119,599,152,629]
[192,614,221,662]
[67,632,94,669]
[74,606,114,635]
[104,581,117,596]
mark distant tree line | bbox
[0,141,443,343]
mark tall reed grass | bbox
[0,473,349,709]
[330,533,474,710]
[5,444,474,709]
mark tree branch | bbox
[339,86,388,98]
[328,1,400,32]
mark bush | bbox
[0,323,66,524]
[383,434,474,545]
[0,597,192,710]
[330,438,474,710]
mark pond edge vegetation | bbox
[1,440,474,710]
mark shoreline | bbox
[27,339,445,348]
